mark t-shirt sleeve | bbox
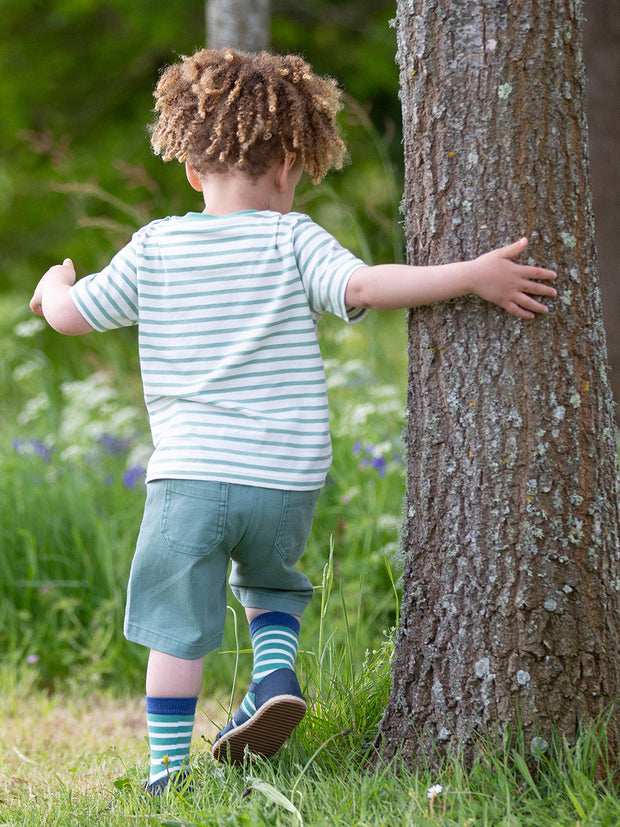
[70,239,140,332]
[291,215,369,324]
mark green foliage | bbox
[1,1,202,280]
[1,0,401,294]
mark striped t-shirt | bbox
[71,210,368,489]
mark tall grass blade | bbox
[245,777,303,825]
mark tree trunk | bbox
[377,0,620,767]
[206,0,270,51]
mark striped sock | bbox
[234,612,300,725]
[146,696,197,785]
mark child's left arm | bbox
[30,259,94,335]
[345,237,557,320]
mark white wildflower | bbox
[14,318,46,338]
[13,360,40,381]
[17,392,51,424]
[126,442,153,471]
[427,784,443,800]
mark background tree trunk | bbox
[583,0,620,421]
[377,0,620,767]
[206,0,271,51]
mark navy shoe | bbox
[212,668,307,763]
[141,770,192,797]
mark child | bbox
[30,48,557,793]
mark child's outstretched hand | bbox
[30,258,93,335]
[470,237,557,320]
[30,258,76,318]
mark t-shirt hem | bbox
[145,470,325,492]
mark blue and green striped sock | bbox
[146,696,197,786]
[233,611,300,726]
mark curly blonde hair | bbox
[150,48,347,184]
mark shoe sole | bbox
[212,694,307,763]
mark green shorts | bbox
[124,479,319,659]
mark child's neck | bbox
[188,158,300,217]
[200,170,280,216]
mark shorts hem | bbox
[231,586,314,616]
[124,623,223,659]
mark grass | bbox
[1,669,619,825]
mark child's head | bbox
[150,48,347,185]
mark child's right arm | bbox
[30,259,95,335]
[345,237,557,320]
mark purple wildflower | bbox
[371,456,387,478]
[13,438,51,462]
[31,439,51,462]
[99,434,132,455]
[122,465,146,489]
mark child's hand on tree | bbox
[470,237,557,320]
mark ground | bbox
[0,690,219,806]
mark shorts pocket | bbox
[161,479,228,556]
[274,489,320,565]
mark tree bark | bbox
[206,0,270,51]
[377,0,620,767]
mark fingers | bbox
[506,292,552,319]
[499,239,557,281]
[483,238,558,319]
[30,258,76,318]
[499,236,529,258]
[520,265,557,282]
[30,296,43,316]
[506,303,536,320]
[521,277,557,297]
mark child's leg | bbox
[146,649,204,697]
[211,608,306,761]
[237,607,302,718]
[144,650,203,793]
[212,485,317,761]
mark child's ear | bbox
[275,152,298,193]
[185,163,204,192]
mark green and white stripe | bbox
[71,210,367,490]
[146,713,194,784]
[232,613,301,726]
[251,626,298,681]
